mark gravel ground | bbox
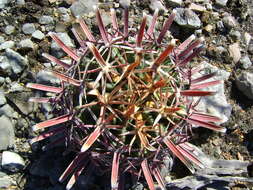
[0,0,253,189]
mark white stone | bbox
[32,30,45,40]
[193,62,232,124]
[1,151,25,172]
[229,43,241,63]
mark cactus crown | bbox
[28,7,225,190]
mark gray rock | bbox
[0,41,15,50]
[16,0,25,5]
[0,90,6,106]
[5,48,28,75]
[58,7,71,22]
[229,30,241,41]
[50,32,75,58]
[0,56,12,75]
[205,3,212,10]
[70,0,98,17]
[22,23,36,34]
[0,104,15,118]
[150,0,166,11]
[165,0,182,7]
[243,32,252,48]
[193,63,232,124]
[248,41,253,55]
[1,151,25,172]
[4,25,15,35]
[36,70,60,85]
[0,115,14,150]
[216,20,226,32]
[18,39,34,49]
[32,30,45,40]
[9,82,25,92]
[119,0,130,8]
[0,36,4,44]
[215,0,228,7]
[160,156,173,178]
[222,14,237,30]
[0,171,14,188]
[239,56,252,69]
[174,8,201,29]
[0,0,10,8]
[39,15,54,25]
[0,77,5,84]
[236,72,253,99]
[228,43,241,63]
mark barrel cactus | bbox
[27,7,225,190]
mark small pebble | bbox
[189,3,206,12]
[0,41,15,50]
[16,0,25,5]
[39,15,54,25]
[243,32,252,47]
[0,90,6,106]
[165,0,182,7]
[222,14,237,30]
[9,82,25,92]
[32,30,45,40]
[0,36,4,44]
[18,39,34,49]
[229,43,241,63]
[215,0,228,7]
[239,56,252,69]
[229,30,241,41]
[216,20,226,32]
[22,23,36,34]
[4,25,15,35]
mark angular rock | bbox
[1,151,25,172]
[9,82,25,92]
[4,25,15,35]
[0,104,15,118]
[222,15,237,30]
[189,3,206,12]
[215,0,228,7]
[239,55,252,69]
[174,8,201,29]
[0,115,14,150]
[32,30,45,40]
[119,0,130,8]
[193,63,232,124]
[150,0,166,11]
[0,35,4,44]
[18,39,34,50]
[0,0,11,9]
[229,30,241,41]
[0,56,12,75]
[0,90,6,106]
[5,48,28,75]
[165,0,182,7]
[70,0,98,17]
[22,23,36,34]
[0,41,15,50]
[39,15,54,25]
[229,43,241,63]
[236,72,253,99]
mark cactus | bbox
[27,7,226,190]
